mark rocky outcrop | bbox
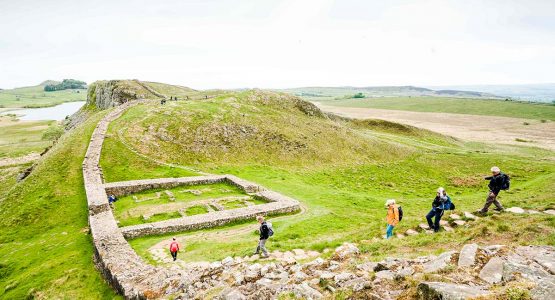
[87,80,156,109]
[417,282,490,300]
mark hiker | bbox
[478,166,509,214]
[254,216,272,258]
[169,237,180,261]
[426,187,450,232]
[385,199,400,239]
[108,194,117,204]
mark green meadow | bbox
[315,96,555,120]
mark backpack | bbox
[266,222,274,237]
[501,174,510,190]
[397,206,403,221]
[444,196,455,210]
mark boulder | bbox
[531,278,555,300]
[334,272,356,285]
[356,262,379,272]
[479,257,504,284]
[222,288,246,300]
[334,243,359,260]
[375,270,395,280]
[458,243,478,268]
[292,282,323,300]
[423,251,456,273]
[516,246,555,275]
[222,256,235,266]
[341,277,371,291]
[503,260,550,282]
[417,282,490,300]
[544,209,555,215]
[396,266,415,278]
[506,207,525,214]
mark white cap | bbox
[491,166,501,173]
[385,199,396,206]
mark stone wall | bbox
[83,99,300,298]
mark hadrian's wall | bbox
[83,99,300,298]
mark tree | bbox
[352,92,365,98]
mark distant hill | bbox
[280,86,501,100]
[0,80,87,108]
[425,83,555,103]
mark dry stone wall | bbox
[83,99,300,299]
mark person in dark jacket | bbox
[426,187,450,232]
[478,166,506,214]
[254,216,270,258]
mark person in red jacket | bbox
[169,237,180,261]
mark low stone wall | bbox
[83,99,301,298]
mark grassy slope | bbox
[94,90,554,263]
[0,116,55,159]
[313,96,555,120]
[0,108,118,299]
[0,84,86,109]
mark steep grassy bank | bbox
[0,109,118,299]
[96,90,554,263]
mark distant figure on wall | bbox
[169,237,180,261]
[478,166,509,215]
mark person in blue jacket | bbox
[426,187,450,232]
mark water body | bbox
[1,101,85,121]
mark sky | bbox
[1,0,554,89]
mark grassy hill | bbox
[1,81,553,298]
[0,81,86,109]
[98,88,555,263]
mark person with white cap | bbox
[478,166,509,214]
[426,187,450,232]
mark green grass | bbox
[112,182,250,226]
[95,90,555,263]
[185,205,209,216]
[0,83,86,108]
[0,109,118,299]
[0,116,54,158]
[315,96,555,120]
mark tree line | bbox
[44,79,86,91]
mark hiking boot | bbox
[494,207,505,212]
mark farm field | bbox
[313,96,555,121]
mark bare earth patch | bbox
[318,104,555,151]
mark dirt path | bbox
[318,104,555,151]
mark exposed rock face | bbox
[417,282,490,300]
[87,80,155,109]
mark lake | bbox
[1,101,86,121]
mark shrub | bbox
[41,124,64,141]
[352,92,365,98]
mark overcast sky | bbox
[1,0,554,89]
